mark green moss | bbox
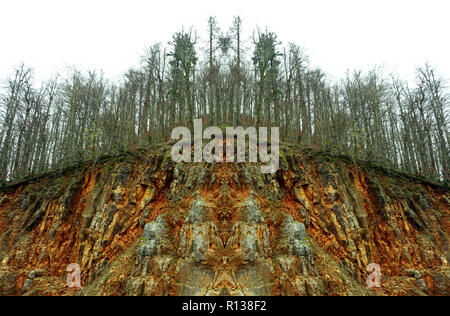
[279,150,289,169]
[161,149,173,170]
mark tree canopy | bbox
[0,17,448,183]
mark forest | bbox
[0,17,448,184]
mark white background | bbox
[1,0,449,83]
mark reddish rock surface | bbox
[0,143,448,295]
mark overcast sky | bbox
[1,0,449,83]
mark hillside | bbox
[0,143,448,296]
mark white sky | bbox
[1,0,449,83]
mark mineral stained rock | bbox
[0,145,448,296]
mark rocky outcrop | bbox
[0,144,448,296]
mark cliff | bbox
[0,143,448,296]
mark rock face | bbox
[0,144,448,296]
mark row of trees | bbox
[0,17,448,183]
